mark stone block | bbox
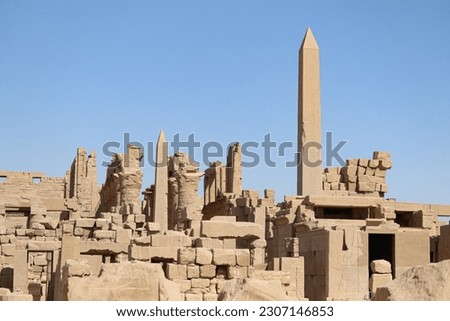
[134,236,151,246]
[227,266,248,279]
[130,245,150,261]
[33,254,48,266]
[358,158,369,167]
[75,219,96,228]
[369,273,392,293]
[195,248,212,265]
[191,278,210,289]
[357,182,376,192]
[187,265,199,279]
[95,219,108,228]
[173,279,191,293]
[62,223,74,234]
[73,227,84,236]
[178,248,196,265]
[65,259,91,277]
[148,247,178,261]
[370,260,391,274]
[212,249,236,266]
[115,229,132,244]
[235,249,250,267]
[379,159,392,170]
[201,220,264,239]
[369,159,380,169]
[93,230,116,240]
[1,244,15,256]
[166,263,187,280]
[152,234,191,247]
[373,151,390,160]
[200,264,217,278]
[185,293,202,301]
[203,293,218,301]
[194,238,223,248]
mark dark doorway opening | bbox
[368,233,395,278]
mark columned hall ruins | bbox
[1,29,449,301]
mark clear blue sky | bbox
[1,1,449,205]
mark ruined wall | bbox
[394,229,430,276]
[99,145,143,215]
[327,229,369,300]
[322,151,392,197]
[0,171,65,202]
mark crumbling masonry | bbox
[1,28,450,301]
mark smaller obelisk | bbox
[297,27,322,196]
[153,130,168,232]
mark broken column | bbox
[297,27,322,196]
[226,143,242,195]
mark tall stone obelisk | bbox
[297,28,322,196]
[154,130,168,232]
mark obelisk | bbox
[297,27,322,196]
[154,130,168,232]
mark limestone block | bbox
[358,159,369,167]
[95,219,108,228]
[93,230,115,240]
[365,167,375,176]
[147,223,161,232]
[330,182,339,190]
[1,244,15,256]
[152,234,191,248]
[203,293,218,301]
[369,159,380,169]
[111,214,123,224]
[33,254,48,266]
[0,293,33,301]
[73,228,84,236]
[200,265,216,278]
[374,169,387,178]
[212,249,236,266]
[0,226,6,235]
[66,262,181,301]
[75,219,96,228]
[62,224,74,234]
[173,279,191,293]
[235,249,250,267]
[370,260,391,274]
[195,248,212,265]
[148,247,178,261]
[373,151,390,160]
[115,229,132,244]
[194,238,223,248]
[178,248,196,265]
[201,220,264,239]
[191,278,210,289]
[187,265,199,279]
[130,245,150,261]
[369,274,392,293]
[379,159,392,170]
[65,259,91,277]
[185,293,202,301]
[357,182,376,192]
[218,278,288,301]
[166,263,187,280]
[325,173,340,183]
[134,236,151,246]
[227,266,248,279]
[323,182,331,190]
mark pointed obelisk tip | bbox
[157,129,166,142]
[301,27,319,50]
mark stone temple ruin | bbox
[1,28,450,301]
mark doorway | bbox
[368,233,395,277]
